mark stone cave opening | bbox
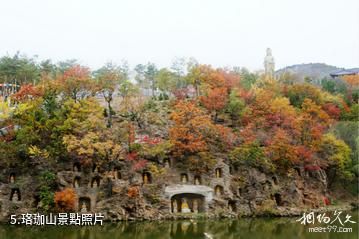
[171,193,205,213]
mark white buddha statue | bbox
[12,191,19,202]
[194,177,200,185]
[74,179,79,188]
[80,202,87,212]
[264,48,275,78]
[10,175,15,183]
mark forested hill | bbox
[276,63,341,81]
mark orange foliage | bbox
[127,186,139,198]
[200,87,228,117]
[265,129,299,167]
[11,84,43,102]
[56,65,94,100]
[169,100,211,156]
[196,65,225,89]
[342,75,359,88]
[54,188,76,212]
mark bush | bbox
[54,188,76,212]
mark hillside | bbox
[276,63,341,81]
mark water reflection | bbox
[1,211,357,239]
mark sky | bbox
[0,0,358,71]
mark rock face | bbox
[0,157,344,222]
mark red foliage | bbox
[11,84,43,102]
[296,146,313,161]
[323,197,330,206]
[126,152,138,161]
[172,88,189,100]
[62,65,90,81]
[322,103,341,120]
[54,188,76,212]
[304,165,321,171]
[132,159,148,171]
[127,186,139,198]
[139,135,162,145]
[200,87,228,114]
[218,69,241,90]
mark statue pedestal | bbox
[181,208,191,213]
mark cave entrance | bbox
[10,188,21,201]
[274,193,283,206]
[142,171,152,184]
[194,175,201,185]
[93,164,99,173]
[272,176,278,185]
[79,197,91,212]
[215,168,223,178]
[171,193,205,213]
[180,173,188,183]
[73,162,81,172]
[91,176,101,188]
[73,176,81,188]
[113,166,121,179]
[214,185,224,197]
[164,159,171,168]
[228,200,237,212]
[9,173,15,183]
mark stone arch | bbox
[10,188,21,201]
[142,171,152,184]
[73,162,81,172]
[215,168,223,178]
[180,173,188,183]
[9,172,15,183]
[194,175,201,185]
[79,197,91,212]
[171,193,205,213]
[91,176,101,188]
[214,185,224,196]
[73,176,81,188]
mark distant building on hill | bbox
[329,68,359,79]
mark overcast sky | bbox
[0,0,358,71]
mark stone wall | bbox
[0,158,339,221]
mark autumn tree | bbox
[169,100,209,156]
[54,188,76,212]
[61,98,122,166]
[95,62,124,127]
[226,89,245,126]
[200,87,228,121]
[57,65,95,102]
[317,134,352,186]
[11,84,43,102]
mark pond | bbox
[1,210,358,239]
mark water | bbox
[1,211,358,239]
